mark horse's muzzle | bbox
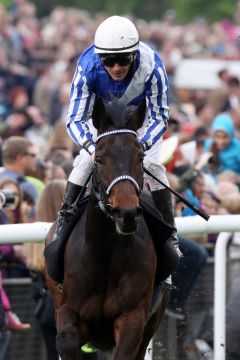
[110,206,142,235]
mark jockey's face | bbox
[104,62,131,81]
[100,53,134,81]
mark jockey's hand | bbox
[139,141,149,152]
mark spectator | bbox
[7,86,30,113]
[178,168,206,217]
[24,105,51,152]
[216,169,240,186]
[227,76,240,110]
[0,200,11,360]
[45,121,76,159]
[0,178,30,278]
[204,113,240,177]
[220,192,240,244]
[0,273,31,332]
[166,237,208,320]
[0,187,30,337]
[21,189,36,223]
[0,136,39,203]
[217,180,239,201]
[165,179,209,320]
[0,110,32,139]
[0,276,11,360]
[200,190,225,246]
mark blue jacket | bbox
[67,42,169,154]
[205,113,240,175]
[182,189,201,217]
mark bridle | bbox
[92,129,142,218]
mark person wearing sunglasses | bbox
[45,15,181,284]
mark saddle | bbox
[44,193,174,284]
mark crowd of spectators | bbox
[1,0,240,359]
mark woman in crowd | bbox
[205,113,240,177]
[0,179,30,335]
[0,177,30,278]
[178,167,206,217]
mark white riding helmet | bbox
[94,16,139,54]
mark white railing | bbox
[214,232,231,360]
[1,214,240,360]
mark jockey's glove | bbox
[140,140,150,152]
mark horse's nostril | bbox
[105,203,113,213]
[110,207,121,219]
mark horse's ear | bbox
[92,97,106,132]
[126,99,146,131]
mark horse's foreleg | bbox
[113,306,145,360]
[136,287,171,360]
[56,304,82,360]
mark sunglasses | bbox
[101,53,134,67]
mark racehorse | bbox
[45,98,173,360]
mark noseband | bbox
[92,129,142,218]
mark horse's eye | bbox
[95,157,104,165]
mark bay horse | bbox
[45,98,172,360]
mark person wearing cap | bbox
[46,15,180,283]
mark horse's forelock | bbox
[104,97,131,128]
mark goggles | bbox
[100,53,134,67]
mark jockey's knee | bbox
[143,161,169,191]
[69,150,94,186]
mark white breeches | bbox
[68,117,168,190]
[143,139,169,191]
[68,137,168,191]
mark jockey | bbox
[50,16,181,280]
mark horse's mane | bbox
[92,95,146,130]
[104,96,132,128]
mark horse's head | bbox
[92,97,146,235]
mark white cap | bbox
[94,16,139,54]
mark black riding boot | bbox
[44,181,86,283]
[151,189,181,281]
[52,181,84,243]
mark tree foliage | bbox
[2,0,11,8]
[171,0,236,22]
[5,0,237,22]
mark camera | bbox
[0,189,17,208]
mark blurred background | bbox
[1,1,240,360]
